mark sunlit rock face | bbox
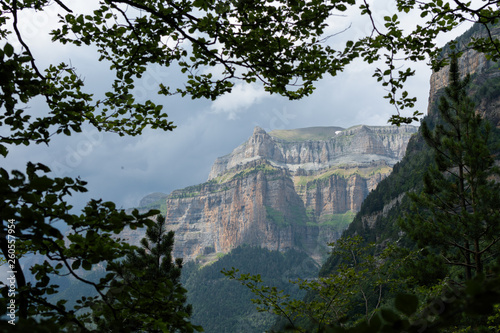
[208,125,417,180]
[164,166,315,261]
[134,125,417,262]
[428,25,500,127]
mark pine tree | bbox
[90,215,201,332]
[401,55,500,280]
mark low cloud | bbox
[210,84,269,119]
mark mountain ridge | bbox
[268,126,345,141]
[131,124,418,263]
[208,124,417,181]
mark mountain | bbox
[132,124,418,263]
[111,24,500,333]
[267,25,500,333]
[321,23,500,277]
[127,124,417,333]
[428,23,500,126]
[208,125,410,179]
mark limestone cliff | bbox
[295,162,390,219]
[163,162,318,260]
[428,24,500,126]
[133,125,417,262]
[134,126,417,260]
[209,125,416,179]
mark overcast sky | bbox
[3,1,476,211]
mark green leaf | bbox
[0,144,8,157]
[82,260,92,270]
[4,43,13,57]
[31,176,53,191]
[72,259,81,270]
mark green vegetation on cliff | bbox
[208,162,284,184]
[167,163,284,199]
[294,164,392,191]
[232,163,282,179]
[269,127,344,141]
[473,75,500,104]
[266,204,306,228]
[307,211,356,230]
[315,56,500,332]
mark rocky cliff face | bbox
[163,163,318,260]
[135,125,417,262]
[297,163,388,216]
[428,24,500,126]
[328,25,500,272]
[209,125,416,179]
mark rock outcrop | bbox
[315,22,500,277]
[135,125,418,262]
[428,24,500,126]
[164,163,317,260]
[209,125,416,179]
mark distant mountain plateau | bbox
[128,124,418,263]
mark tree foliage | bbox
[228,52,500,332]
[223,236,414,332]
[2,0,500,331]
[182,246,318,333]
[90,215,200,333]
[0,161,158,331]
[401,55,500,280]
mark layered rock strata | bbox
[164,164,318,260]
[136,125,417,262]
[209,125,416,179]
[428,24,500,126]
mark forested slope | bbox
[181,246,318,333]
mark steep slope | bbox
[181,246,319,333]
[134,124,417,262]
[321,23,500,277]
[428,23,500,126]
[164,161,316,261]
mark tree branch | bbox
[54,0,73,13]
